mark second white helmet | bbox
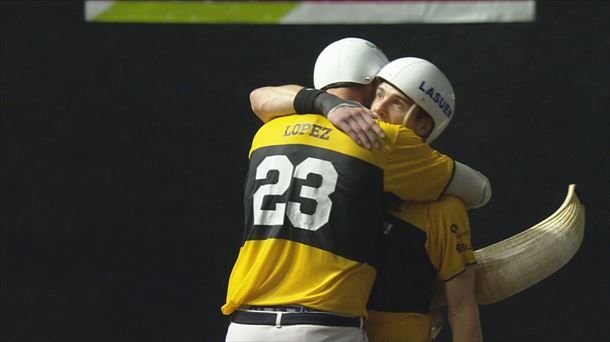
[377,57,456,144]
[313,37,389,89]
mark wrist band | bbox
[314,93,359,117]
[294,88,324,114]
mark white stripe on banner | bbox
[281,1,536,24]
[84,0,115,21]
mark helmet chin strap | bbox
[401,103,419,128]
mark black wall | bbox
[2,1,609,341]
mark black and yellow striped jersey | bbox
[366,195,476,341]
[222,114,454,317]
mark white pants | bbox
[225,322,369,342]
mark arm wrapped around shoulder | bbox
[293,88,360,116]
[445,161,492,209]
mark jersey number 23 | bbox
[253,155,338,231]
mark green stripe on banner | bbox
[91,1,299,24]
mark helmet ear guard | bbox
[377,57,455,144]
[401,104,421,128]
[313,37,389,89]
[401,104,434,142]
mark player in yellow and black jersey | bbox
[223,113,453,318]
[224,39,489,342]
[366,195,478,342]
[365,58,483,342]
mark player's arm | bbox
[249,84,303,123]
[444,267,483,342]
[426,196,481,341]
[385,130,491,209]
[445,161,491,209]
[249,86,384,149]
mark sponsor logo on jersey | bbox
[450,224,458,233]
[451,224,470,238]
[456,242,473,253]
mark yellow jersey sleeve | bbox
[381,123,454,202]
[424,195,477,281]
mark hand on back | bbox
[327,104,385,149]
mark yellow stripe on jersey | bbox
[222,239,376,317]
[250,114,382,165]
[250,114,454,202]
[382,126,454,202]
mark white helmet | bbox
[313,37,389,89]
[377,57,455,144]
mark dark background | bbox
[2,1,609,341]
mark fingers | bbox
[356,112,385,144]
[339,124,365,148]
[340,115,374,149]
[348,120,373,149]
[327,106,385,149]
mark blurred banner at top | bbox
[85,0,536,24]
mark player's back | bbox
[223,114,454,317]
[224,114,386,316]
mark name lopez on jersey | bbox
[419,81,453,116]
[283,123,332,140]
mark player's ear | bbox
[421,113,434,138]
[412,108,434,139]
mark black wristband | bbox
[293,88,324,114]
[314,92,358,117]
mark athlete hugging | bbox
[223,38,488,342]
